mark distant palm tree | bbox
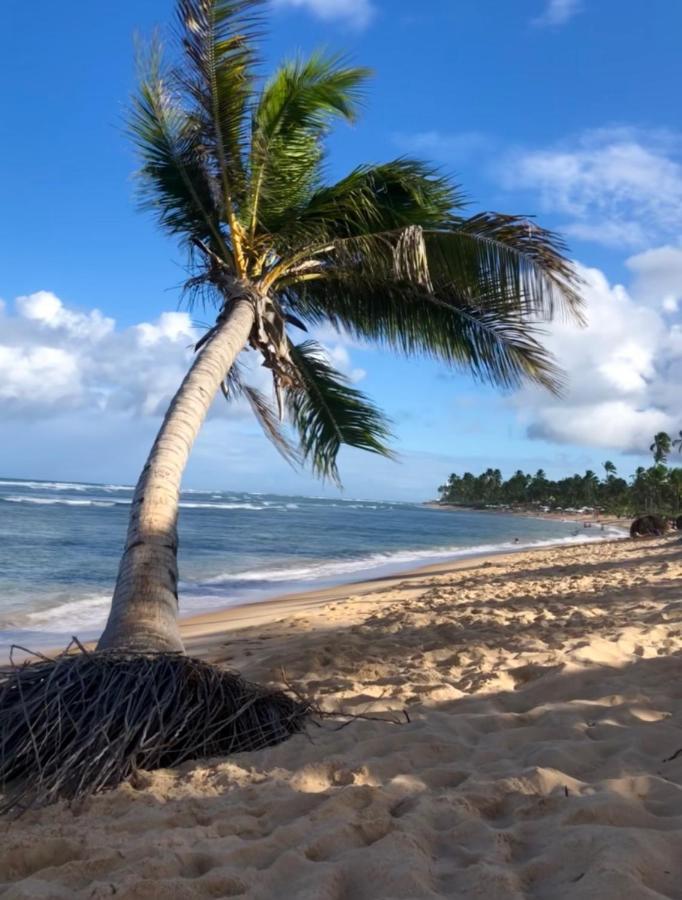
[672,430,682,454]
[602,459,616,479]
[582,470,599,505]
[650,432,672,465]
[96,0,582,654]
[668,466,682,512]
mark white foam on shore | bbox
[0,525,627,642]
[199,528,627,590]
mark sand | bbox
[2,534,682,899]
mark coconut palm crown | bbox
[96,0,583,655]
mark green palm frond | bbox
[176,0,263,207]
[270,159,461,260]
[285,341,394,484]
[248,53,370,236]
[431,213,584,320]
[288,278,563,393]
[129,44,226,251]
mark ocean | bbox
[0,478,625,653]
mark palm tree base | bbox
[0,649,309,815]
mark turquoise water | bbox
[0,478,623,651]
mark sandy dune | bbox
[2,536,682,898]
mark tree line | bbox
[438,432,682,517]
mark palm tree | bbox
[650,432,672,464]
[1,0,582,809]
[96,0,581,653]
[667,466,682,513]
[672,430,682,454]
[602,460,616,479]
[582,470,599,506]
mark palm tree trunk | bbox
[97,297,256,653]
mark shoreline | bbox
[5,531,682,897]
[178,530,630,657]
[1,524,629,663]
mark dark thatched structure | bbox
[676,515,682,531]
[0,649,310,815]
[630,514,669,538]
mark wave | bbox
[23,593,113,631]
[179,501,264,510]
[0,479,94,492]
[0,526,627,640]
[1,496,292,511]
[1,496,120,508]
[198,528,627,590]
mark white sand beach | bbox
[2,534,682,899]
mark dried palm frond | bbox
[0,648,309,815]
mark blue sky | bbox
[2,0,681,499]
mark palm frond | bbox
[243,384,301,466]
[269,159,460,263]
[220,362,300,465]
[248,52,370,236]
[285,341,394,484]
[176,0,263,208]
[288,278,563,393]
[431,213,584,321]
[129,42,227,251]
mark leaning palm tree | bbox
[0,0,582,811]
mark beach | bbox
[2,533,682,898]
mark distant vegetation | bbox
[438,432,682,517]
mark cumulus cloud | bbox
[502,128,682,248]
[513,262,681,452]
[0,291,370,427]
[0,292,198,418]
[532,0,582,27]
[272,0,374,28]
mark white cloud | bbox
[513,261,681,452]
[0,292,197,419]
[532,0,582,27]
[626,245,682,314]
[16,290,114,341]
[309,323,368,383]
[272,0,375,28]
[503,128,682,248]
[0,292,370,427]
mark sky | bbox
[1,0,681,500]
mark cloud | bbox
[0,291,370,427]
[272,0,375,28]
[532,0,581,27]
[513,261,682,452]
[0,292,199,419]
[626,245,682,314]
[502,128,682,248]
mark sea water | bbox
[0,478,624,652]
